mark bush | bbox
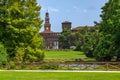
[35,49,44,61]
[8,61,16,69]
[24,46,44,62]
[0,43,8,64]
[93,34,114,61]
[14,47,25,63]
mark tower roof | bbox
[62,21,71,24]
[46,11,49,15]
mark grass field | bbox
[44,50,95,62]
[44,50,86,59]
[0,72,120,80]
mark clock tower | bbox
[44,12,51,32]
[40,11,60,49]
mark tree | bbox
[94,34,115,61]
[58,29,71,49]
[98,0,120,61]
[75,0,120,61]
[0,0,44,62]
[81,30,100,58]
[74,27,88,51]
[75,26,96,51]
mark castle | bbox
[40,12,92,49]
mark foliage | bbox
[78,0,120,61]
[93,34,115,61]
[74,26,97,57]
[81,30,100,58]
[74,26,95,51]
[0,43,7,63]
[0,0,44,62]
[98,0,120,61]
[7,61,17,70]
[58,29,72,49]
[24,46,44,62]
[14,47,25,63]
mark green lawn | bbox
[44,50,86,59]
[44,50,95,62]
[0,72,119,80]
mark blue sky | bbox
[37,0,108,32]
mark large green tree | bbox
[81,30,100,58]
[58,29,71,49]
[0,0,44,62]
[98,0,120,61]
[75,27,93,51]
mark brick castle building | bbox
[40,12,92,49]
[40,12,60,49]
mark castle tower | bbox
[44,12,51,32]
[62,21,71,31]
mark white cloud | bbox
[73,6,88,13]
[49,7,59,12]
[73,6,78,9]
[41,6,59,13]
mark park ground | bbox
[0,70,120,80]
[0,50,120,80]
[44,50,95,62]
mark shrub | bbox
[13,46,45,62]
[14,47,25,63]
[35,49,44,61]
[0,43,8,64]
[8,61,16,69]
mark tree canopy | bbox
[58,29,71,49]
[98,0,120,61]
[76,0,120,61]
[0,0,44,62]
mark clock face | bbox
[46,27,49,30]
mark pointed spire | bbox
[44,11,51,32]
[45,11,49,23]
